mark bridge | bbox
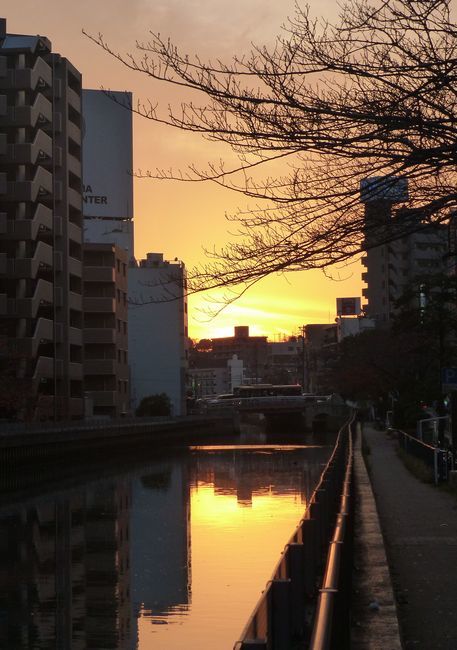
[205,394,349,431]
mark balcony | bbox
[69,326,83,346]
[83,297,116,313]
[69,362,83,380]
[69,291,82,311]
[7,240,53,278]
[2,203,53,241]
[33,355,54,382]
[0,57,52,91]
[66,120,81,146]
[67,152,81,178]
[68,257,82,277]
[15,317,54,357]
[67,86,81,113]
[84,328,116,345]
[5,129,53,166]
[14,278,54,318]
[84,267,115,283]
[68,221,82,245]
[0,93,52,129]
[67,187,82,211]
[84,358,116,375]
[6,166,53,202]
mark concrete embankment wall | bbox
[0,416,234,466]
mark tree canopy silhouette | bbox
[86,0,457,298]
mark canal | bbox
[0,429,335,649]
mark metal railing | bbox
[233,415,355,649]
[397,428,453,484]
[416,415,450,446]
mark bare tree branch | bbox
[84,0,457,299]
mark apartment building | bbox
[361,176,447,324]
[0,19,84,420]
[83,243,129,417]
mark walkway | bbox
[362,424,457,650]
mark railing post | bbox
[287,543,305,636]
[271,579,292,650]
[434,447,439,485]
[301,517,317,596]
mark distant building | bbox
[83,243,129,417]
[361,176,447,324]
[211,326,268,383]
[266,337,302,385]
[304,324,337,394]
[188,354,244,397]
[0,19,84,420]
[129,253,188,415]
[336,315,376,342]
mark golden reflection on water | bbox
[137,445,323,650]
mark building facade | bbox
[0,19,84,420]
[82,89,134,261]
[128,253,188,416]
[211,326,268,383]
[361,177,447,324]
[83,243,129,417]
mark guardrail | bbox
[233,415,355,649]
[397,428,453,484]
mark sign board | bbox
[336,297,361,316]
[360,176,408,204]
[82,89,133,219]
[442,367,457,391]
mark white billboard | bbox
[82,89,133,219]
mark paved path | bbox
[363,424,457,650]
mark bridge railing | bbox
[233,415,355,650]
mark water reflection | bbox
[0,441,331,650]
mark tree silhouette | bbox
[86,0,457,298]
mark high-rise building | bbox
[0,18,84,420]
[361,177,448,324]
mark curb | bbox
[351,426,402,649]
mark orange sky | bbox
[2,1,363,340]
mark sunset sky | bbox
[2,0,363,340]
